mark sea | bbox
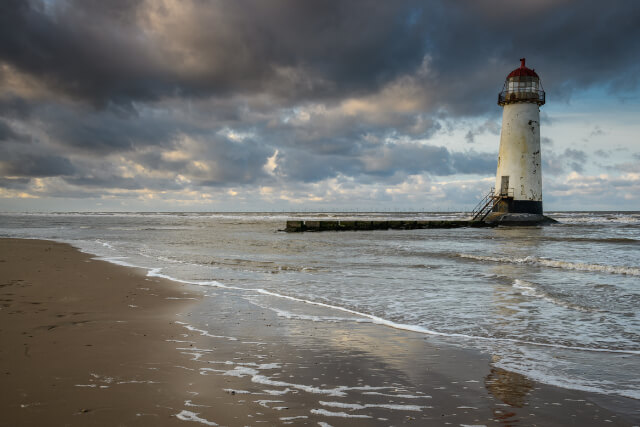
[1,211,638,400]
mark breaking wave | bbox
[459,253,640,276]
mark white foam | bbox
[248,288,640,355]
[199,367,226,375]
[95,240,114,250]
[310,409,372,418]
[493,359,640,400]
[116,380,159,385]
[175,322,238,341]
[185,400,210,408]
[255,400,285,408]
[264,388,292,395]
[459,253,640,276]
[78,243,640,356]
[217,366,391,397]
[256,363,281,370]
[268,307,372,324]
[555,214,640,225]
[512,279,545,298]
[175,410,218,426]
[319,401,426,411]
[223,366,260,378]
[512,279,592,312]
[175,347,215,353]
[362,391,431,399]
[100,256,138,268]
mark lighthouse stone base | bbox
[483,212,558,226]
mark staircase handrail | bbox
[471,187,495,217]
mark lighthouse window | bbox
[507,79,540,94]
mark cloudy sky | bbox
[1,0,639,212]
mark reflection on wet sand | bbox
[486,364,534,424]
[485,229,538,424]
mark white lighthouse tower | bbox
[481,58,555,225]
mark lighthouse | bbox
[481,58,555,225]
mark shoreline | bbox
[1,238,637,425]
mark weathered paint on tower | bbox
[493,58,545,215]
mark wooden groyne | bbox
[284,219,494,232]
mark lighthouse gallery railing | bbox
[498,90,545,106]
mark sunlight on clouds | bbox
[340,55,432,117]
[0,62,58,100]
[162,150,191,162]
[280,105,325,125]
[175,174,191,184]
[263,150,278,175]
[259,186,274,195]
[549,172,640,201]
[191,161,210,172]
[0,188,38,199]
[218,127,256,142]
[141,0,208,76]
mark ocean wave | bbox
[20,242,638,357]
[553,213,640,225]
[512,279,595,312]
[245,288,640,355]
[492,359,640,401]
[458,253,640,276]
[541,236,639,245]
[86,257,639,356]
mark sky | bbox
[1,0,639,212]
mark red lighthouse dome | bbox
[498,58,545,106]
[507,58,540,79]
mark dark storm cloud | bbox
[274,149,360,182]
[187,136,274,186]
[0,177,31,190]
[0,95,34,120]
[421,1,640,113]
[2,0,639,110]
[0,0,169,108]
[1,0,639,200]
[0,119,76,177]
[0,148,75,177]
[0,119,23,141]
[451,151,497,175]
[42,105,181,154]
[0,0,429,107]
[543,148,589,176]
[464,120,500,144]
[276,142,496,182]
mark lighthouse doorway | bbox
[500,176,510,196]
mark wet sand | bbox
[0,238,637,426]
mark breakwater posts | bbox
[284,219,495,232]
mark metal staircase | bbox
[471,188,499,221]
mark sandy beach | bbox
[1,238,637,426]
